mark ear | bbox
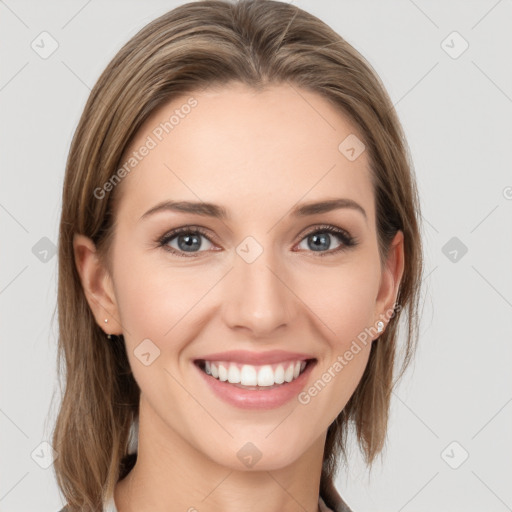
[374,230,405,331]
[73,233,122,335]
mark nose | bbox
[222,246,298,337]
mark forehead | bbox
[116,82,374,225]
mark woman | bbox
[53,1,423,511]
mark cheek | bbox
[295,255,381,344]
[111,253,210,400]
[111,243,224,367]
[294,255,380,398]
[291,260,380,428]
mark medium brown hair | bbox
[52,1,423,509]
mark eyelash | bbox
[157,224,358,258]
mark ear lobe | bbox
[375,230,405,320]
[73,233,122,335]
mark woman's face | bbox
[87,82,403,471]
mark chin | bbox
[197,433,309,473]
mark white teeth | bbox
[227,364,241,384]
[257,365,274,386]
[240,365,258,386]
[274,364,285,384]
[218,363,228,382]
[203,360,309,386]
[284,364,294,383]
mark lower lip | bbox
[194,360,316,410]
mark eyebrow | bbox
[139,198,367,222]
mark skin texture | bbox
[74,82,404,512]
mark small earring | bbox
[377,321,384,333]
[104,319,112,339]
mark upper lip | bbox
[195,350,315,365]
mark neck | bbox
[114,396,326,512]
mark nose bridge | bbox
[223,236,294,334]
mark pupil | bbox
[179,234,201,251]
[310,233,329,251]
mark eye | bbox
[158,226,216,257]
[295,225,356,256]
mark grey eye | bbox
[166,232,214,253]
[297,231,343,252]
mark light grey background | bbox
[1,1,511,511]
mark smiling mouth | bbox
[194,358,316,390]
